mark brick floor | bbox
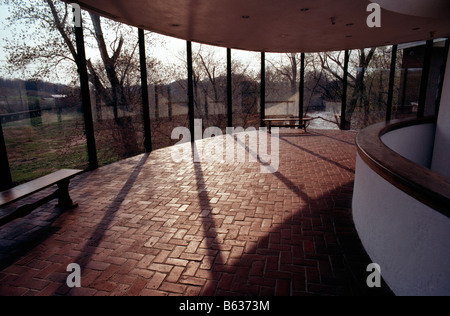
[0,129,394,296]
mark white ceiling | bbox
[72,0,450,53]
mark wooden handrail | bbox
[356,117,450,217]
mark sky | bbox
[0,4,10,71]
[0,2,262,85]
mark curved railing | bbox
[352,117,450,296]
[356,117,450,217]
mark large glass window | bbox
[148,34,188,150]
[2,1,447,186]
[345,47,392,129]
[84,14,145,166]
[231,51,261,129]
[190,43,227,131]
[302,51,343,130]
[265,53,300,118]
[1,0,88,184]
[394,40,447,120]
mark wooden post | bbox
[340,50,350,130]
[74,16,98,170]
[386,45,398,121]
[138,28,152,153]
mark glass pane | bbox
[428,39,449,117]
[231,50,261,129]
[393,44,424,120]
[1,1,88,185]
[83,15,145,166]
[148,34,188,150]
[350,47,391,129]
[190,43,227,131]
[265,53,300,118]
[303,51,342,130]
[394,39,448,119]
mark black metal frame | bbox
[435,38,450,117]
[0,120,12,190]
[187,41,195,142]
[260,52,266,127]
[341,50,350,130]
[138,28,152,153]
[418,40,434,118]
[299,53,305,118]
[74,17,98,170]
[386,45,398,121]
[227,48,233,128]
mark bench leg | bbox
[56,180,78,209]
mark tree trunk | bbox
[167,85,173,121]
[345,48,376,128]
[89,13,126,121]
[289,53,298,95]
[154,84,160,119]
[88,13,140,157]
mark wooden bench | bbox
[0,169,83,227]
[263,117,313,134]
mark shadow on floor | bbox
[201,178,394,296]
[74,153,150,269]
[196,132,394,295]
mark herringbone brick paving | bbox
[0,129,393,296]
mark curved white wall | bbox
[353,36,450,296]
[381,123,436,168]
[353,155,450,296]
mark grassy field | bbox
[2,110,280,186]
[2,110,183,186]
[3,112,89,185]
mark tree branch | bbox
[45,0,78,63]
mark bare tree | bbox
[2,0,161,158]
[267,53,299,95]
[316,48,377,128]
